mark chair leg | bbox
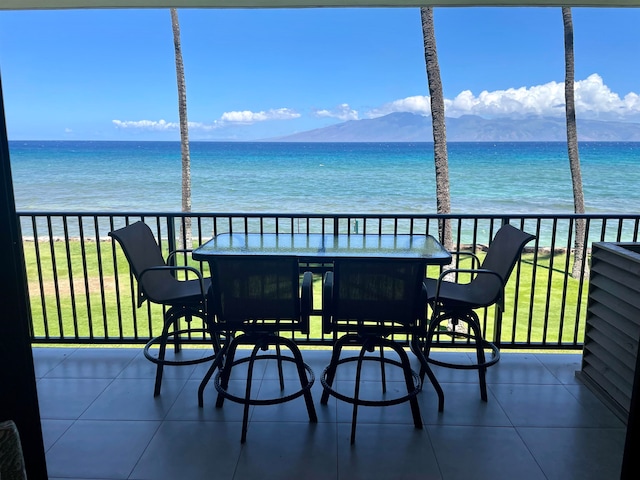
[276,342,285,390]
[411,336,444,412]
[279,336,317,423]
[216,338,242,409]
[389,340,422,430]
[210,328,223,357]
[148,308,217,399]
[379,344,387,394]
[173,314,184,354]
[466,314,488,402]
[321,336,347,405]
[153,314,174,397]
[197,344,227,408]
[350,345,369,444]
[240,344,262,444]
[419,313,446,383]
[210,334,316,443]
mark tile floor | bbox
[33,347,626,480]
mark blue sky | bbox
[1,7,639,141]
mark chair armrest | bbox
[448,250,481,270]
[322,271,334,335]
[167,249,194,265]
[138,265,207,307]
[433,268,506,311]
[300,271,313,333]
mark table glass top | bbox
[193,233,451,264]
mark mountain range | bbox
[270,112,640,142]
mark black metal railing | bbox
[18,211,640,349]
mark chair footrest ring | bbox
[214,354,315,407]
[321,356,421,407]
[143,328,218,366]
[426,332,501,370]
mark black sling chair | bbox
[109,221,219,396]
[420,223,535,401]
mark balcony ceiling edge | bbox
[2,0,640,11]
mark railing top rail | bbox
[17,211,640,220]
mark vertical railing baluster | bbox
[109,216,125,340]
[94,216,109,340]
[46,215,65,340]
[541,218,559,346]
[617,218,624,242]
[78,216,95,340]
[125,215,142,340]
[523,219,542,346]
[558,218,574,345]
[573,216,591,347]
[62,216,79,339]
[31,216,49,339]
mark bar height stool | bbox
[320,258,444,443]
[420,223,535,401]
[109,221,219,397]
[198,256,317,443]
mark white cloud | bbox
[114,75,640,136]
[187,121,221,131]
[220,108,300,124]
[574,74,640,121]
[446,81,565,118]
[113,108,300,132]
[366,74,640,122]
[112,119,224,132]
[367,96,431,118]
[314,103,359,121]
[112,119,179,130]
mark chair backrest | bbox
[109,221,174,306]
[329,258,426,328]
[471,223,535,305]
[210,256,302,329]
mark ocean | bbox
[8,140,640,215]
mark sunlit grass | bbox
[23,240,589,347]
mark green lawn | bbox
[22,239,589,347]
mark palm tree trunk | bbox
[562,7,589,279]
[421,7,451,251]
[421,7,458,332]
[171,8,192,249]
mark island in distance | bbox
[268,112,640,142]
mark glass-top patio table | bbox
[192,232,451,264]
[192,232,450,435]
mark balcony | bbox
[35,346,625,480]
[18,211,639,478]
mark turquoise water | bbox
[9,140,640,214]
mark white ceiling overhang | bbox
[2,1,640,10]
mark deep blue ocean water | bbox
[9,140,640,214]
